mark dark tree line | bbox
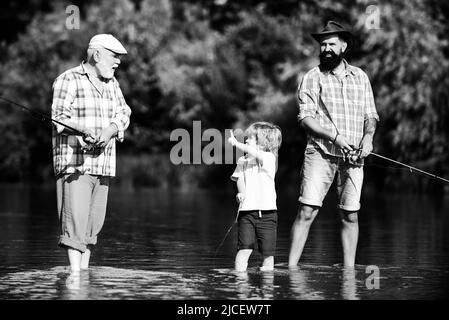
[0,0,448,194]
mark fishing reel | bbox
[80,136,105,152]
[343,146,362,165]
[81,142,107,153]
[80,132,109,152]
[81,144,97,152]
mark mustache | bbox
[320,50,339,60]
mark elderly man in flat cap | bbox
[51,34,131,273]
[288,21,379,268]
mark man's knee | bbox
[298,204,318,222]
[340,210,358,223]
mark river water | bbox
[0,183,448,300]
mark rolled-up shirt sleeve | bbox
[363,72,380,121]
[51,74,76,134]
[297,71,319,122]
[111,79,132,142]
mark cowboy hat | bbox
[311,21,353,51]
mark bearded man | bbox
[288,21,379,268]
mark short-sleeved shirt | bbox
[297,59,379,157]
[231,152,277,211]
[51,63,131,177]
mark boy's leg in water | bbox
[235,249,252,271]
[260,256,274,271]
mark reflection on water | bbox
[0,183,448,299]
[1,264,447,300]
[0,266,207,299]
[341,267,358,300]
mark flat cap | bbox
[88,34,127,54]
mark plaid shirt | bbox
[297,59,379,157]
[51,63,131,177]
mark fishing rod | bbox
[346,146,449,185]
[369,152,449,185]
[214,203,241,258]
[0,96,86,136]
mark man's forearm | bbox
[300,117,336,143]
[363,118,377,140]
[105,123,119,138]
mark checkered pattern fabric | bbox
[51,63,131,177]
[297,59,379,157]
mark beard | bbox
[96,62,116,80]
[319,50,344,71]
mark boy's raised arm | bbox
[227,130,264,165]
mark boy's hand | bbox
[236,193,245,204]
[228,130,238,146]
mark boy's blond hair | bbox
[245,121,282,157]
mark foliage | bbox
[353,0,449,191]
[0,0,448,193]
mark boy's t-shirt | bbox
[231,151,277,211]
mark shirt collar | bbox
[329,59,356,77]
[77,61,112,83]
[72,61,88,75]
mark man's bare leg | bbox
[67,248,82,272]
[80,247,91,270]
[288,204,319,267]
[340,210,359,267]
